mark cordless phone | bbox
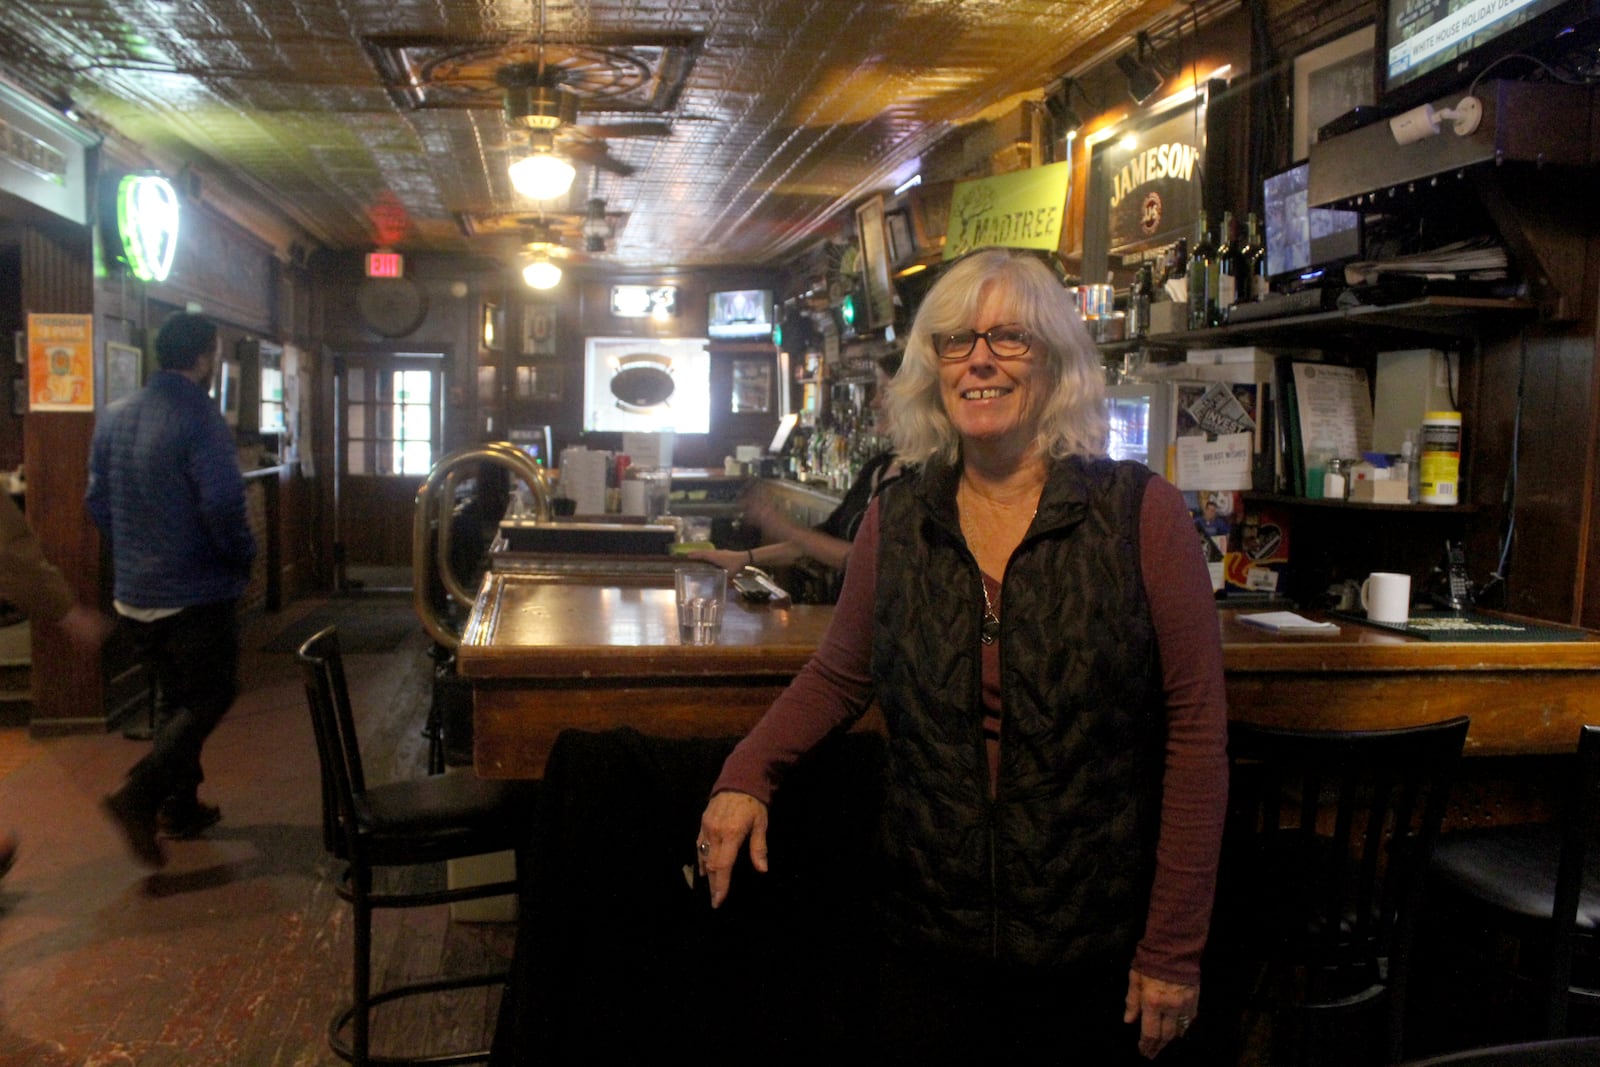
[1439,541,1472,610]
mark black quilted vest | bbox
[870,455,1165,968]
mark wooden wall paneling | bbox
[19,221,104,733]
[1490,329,1596,624]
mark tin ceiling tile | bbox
[0,0,1169,268]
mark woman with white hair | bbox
[696,248,1229,1063]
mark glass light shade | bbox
[508,152,576,200]
[523,256,563,289]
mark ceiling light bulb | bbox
[508,152,576,200]
[523,255,562,289]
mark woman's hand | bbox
[740,484,795,540]
[1123,968,1199,1060]
[696,790,768,908]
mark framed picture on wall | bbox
[1293,24,1376,161]
[105,342,143,405]
[885,208,916,268]
[516,361,563,402]
[482,303,503,351]
[523,306,557,356]
[855,195,896,330]
[730,358,772,414]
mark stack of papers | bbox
[1238,611,1340,634]
[1343,238,1508,285]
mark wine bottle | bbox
[1186,211,1215,331]
[1244,212,1269,301]
[1215,211,1238,318]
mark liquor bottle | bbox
[1129,262,1153,339]
[1215,211,1237,320]
[1242,212,1268,301]
[1186,211,1215,331]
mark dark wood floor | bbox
[0,596,513,1066]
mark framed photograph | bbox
[523,305,557,356]
[1293,24,1376,161]
[885,208,916,268]
[730,357,772,414]
[515,361,563,402]
[105,342,143,405]
[482,303,503,351]
[854,194,896,330]
[477,364,498,404]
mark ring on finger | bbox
[1175,1014,1192,1034]
[697,840,710,856]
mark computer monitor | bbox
[1263,161,1363,289]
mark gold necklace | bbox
[980,577,999,645]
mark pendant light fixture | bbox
[522,253,562,289]
[508,131,576,200]
[522,218,563,289]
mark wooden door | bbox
[334,353,443,587]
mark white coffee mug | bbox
[1361,572,1411,625]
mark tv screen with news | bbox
[1381,0,1595,106]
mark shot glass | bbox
[675,566,726,645]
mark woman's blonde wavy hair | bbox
[886,248,1107,466]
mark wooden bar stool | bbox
[298,626,537,1066]
[1214,716,1470,1066]
[1427,724,1600,1040]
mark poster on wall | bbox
[27,313,94,412]
[1098,105,1205,257]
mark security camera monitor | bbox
[1263,162,1363,288]
[1378,0,1599,111]
[707,289,774,340]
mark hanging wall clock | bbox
[357,277,429,337]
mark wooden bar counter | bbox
[459,570,1600,779]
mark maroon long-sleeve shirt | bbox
[715,475,1230,985]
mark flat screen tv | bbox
[707,289,774,340]
[1379,0,1600,111]
[1263,162,1363,288]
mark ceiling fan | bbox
[496,62,670,178]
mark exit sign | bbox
[365,251,404,278]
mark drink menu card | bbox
[1291,363,1373,459]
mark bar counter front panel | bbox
[459,573,1600,780]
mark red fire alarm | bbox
[365,251,404,279]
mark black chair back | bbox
[1398,1034,1600,1065]
[1547,723,1600,1036]
[298,625,364,863]
[1222,715,1471,1066]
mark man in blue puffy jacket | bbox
[88,312,255,869]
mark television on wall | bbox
[1378,0,1600,111]
[707,289,774,340]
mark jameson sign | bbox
[943,161,1069,260]
[1104,108,1204,254]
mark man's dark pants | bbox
[116,599,240,814]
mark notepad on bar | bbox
[1238,611,1340,634]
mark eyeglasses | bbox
[931,325,1033,361]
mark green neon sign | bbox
[116,174,180,282]
[840,293,857,328]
